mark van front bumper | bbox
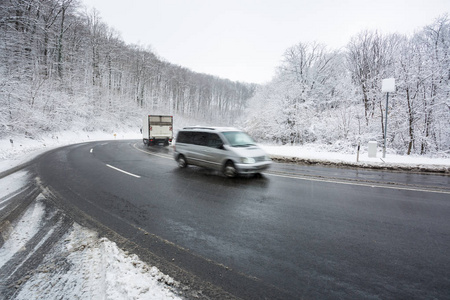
[235,161,271,174]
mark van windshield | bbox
[222,131,256,147]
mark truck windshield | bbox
[222,131,256,147]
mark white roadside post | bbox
[382,78,395,159]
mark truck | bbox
[142,115,173,146]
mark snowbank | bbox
[14,222,181,300]
[261,144,450,173]
[0,196,181,300]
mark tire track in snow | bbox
[0,184,40,248]
[0,204,73,299]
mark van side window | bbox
[177,132,185,143]
[192,132,207,146]
[207,133,223,148]
[177,131,192,144]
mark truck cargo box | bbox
[142,115,173,146]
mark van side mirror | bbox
[218,144,225,150]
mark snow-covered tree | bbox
[245,17,449,156]
[0,0,254,138]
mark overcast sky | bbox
[81,0,449,84]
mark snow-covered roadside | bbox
[0,131,142,173]
[0,195,181,299]
[261,144,450,172]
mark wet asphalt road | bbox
[36,140,450,299]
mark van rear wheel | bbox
[177,155,187,168]
[224,161,237,178]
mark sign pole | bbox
[381,78,395,159]
[383,92,389,158]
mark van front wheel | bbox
[224,161,237,178]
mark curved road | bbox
[35,140,450,299]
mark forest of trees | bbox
[0,0,254,139]
[245,16,450,156]
[1,0,448,156]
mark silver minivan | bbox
[173,127,272,177]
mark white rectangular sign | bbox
[382,78,396,93]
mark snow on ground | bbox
[13,221,181,300]
[0,195,46,268]
[0,130,141,173]
[0,170,30,210]
[0,197,181,299]
[261,144,450,172]
[0,130,449,299]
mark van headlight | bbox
[241,157,256,164]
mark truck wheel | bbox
[223,161,237,178]
[177,155,187,168]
